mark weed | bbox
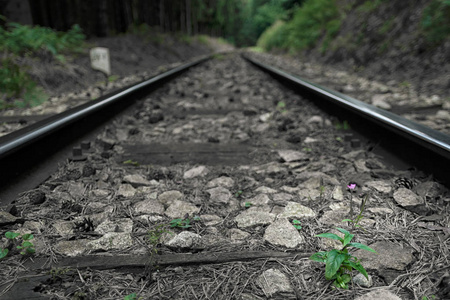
[196,35,209,45]
[244,202,252,208]
[292,219,302,230]
[342,191,370,230]
[1,231,35,259]
[303,147,312,152]
[421,0,450,44]
[147,224,171,254]
[123,160,139,166]
[235,190,243,198]
[422,295,436,300]
[108,75,119,82]
[276,101,287,113]
[335,120,350,130]
[48,267,72,280]
[124,293,143,300]
[310,227,376,289]
[170,216,200,229]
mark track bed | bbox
[1,53,449,300]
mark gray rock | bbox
[234,210,276,228]
[393,188,423,207]
[55,239,89,257]
[354,289,402,300]
[352,273,372,287]
[318,209,348,226]
[158,190,183,207]
[264,218,304,248]
[206,187,232,204]
[133,199,165,215]
[277,202,316,219]
[414,181,443,199]
[52,221,75,236]
[272,193,293,203]
[296,172,339,185]
[0,211,18,225]
[200,214,222,226]
[117,184,136,198]
[254,186,277,194]
[165,231,202,249]
[257,268,293,297]
[245,194,271,207]
[123,174,152,187]
[165,200,200,219]
[371,94,392,109]
[205,176,235,188]
[277,150,308,162]
[87,232,133,251]
[355,241,414,271]
[332,185,344,201]
[229,228,251,242]
[95,218,133,234]
[183,166,209,179]
[365,180,392,194]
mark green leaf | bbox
[21,241,34,248]
[347,242,376,252]
[325,250,347,280]
[342,233,354,247]
[5,232,20,239]
[316,233,343,243]
[335,227,351,236]
[22,233,34,241]
[309,251,327,263]
[341,219,353,222]
[0,248,9,259]
[347,261,369,279]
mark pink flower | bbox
[347,183,356,190]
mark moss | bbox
[421,0,450,44]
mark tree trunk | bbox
[186,0,192,35]
[159,0,164,31]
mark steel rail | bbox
[0,56,209,159]
[243,54,450,185]
[0,55,210,203]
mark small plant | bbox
[276,101,287,113]
[124,293,143,300]
[335,120,350,130]
[108,75,119,82]
[343,191,370,230]
[235,190,243,198]
[48,267,72,281]
[346,183,356,221]
[1,231,35,259]
[244,202,252,208]
[310,227,376,289]
[422,295,436,300]
[123,159,139,166]
[292,219,302,230]
[170,218,191,229]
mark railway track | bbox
[0,52,449,299]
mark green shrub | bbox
[256,20,290,51]
[0,22,85,60]
[0,16,85,108]
[286,0,341,52]
[356,0,387,13]
[421,0,450,44]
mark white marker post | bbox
[90,47,111,76]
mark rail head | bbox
[0,55,210,160]
[242,54,450,160]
